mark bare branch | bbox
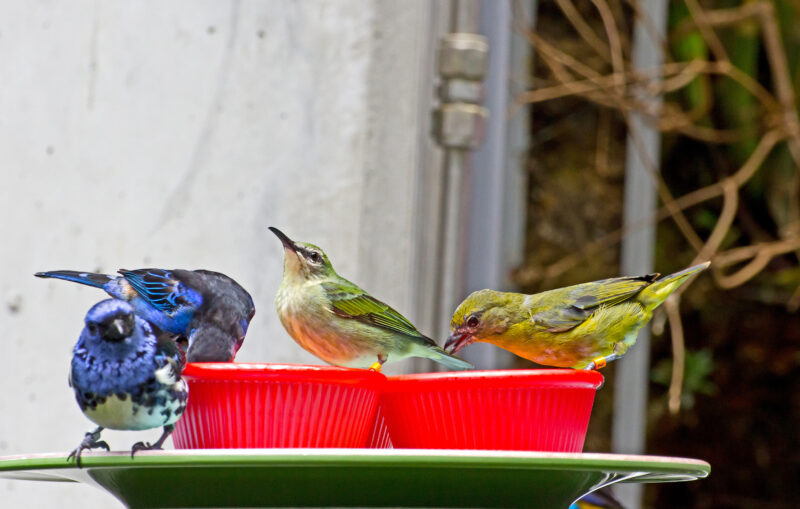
[665,296,685,415]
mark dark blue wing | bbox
[155,330,187,375]
[120,269,186,313]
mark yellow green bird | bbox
[269,227,472,371]
[445,262,709,369]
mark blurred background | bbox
[0,0,798,507]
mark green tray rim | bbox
[0,449,710,481]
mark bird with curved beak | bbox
[269,227,472,371]
[445,262,709,369]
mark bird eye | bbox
[87,323,99,335]
[308,251,322,263]
[467,315,479,328]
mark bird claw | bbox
[67,428,108,468]
[130,441,163,458]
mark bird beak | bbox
[104,317,129,341]
[112,319,125,336]
[269,227,298,253]
[444,330,472,354]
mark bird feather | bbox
[322,281,433,344]
[120,269,182,313]
[531,275,655,332]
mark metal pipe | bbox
[436,150,471,341]
[461,0,534,369]
[431,0,488,343]
[450,0,480,33]
[613,0,669,507]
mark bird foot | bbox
[130,440,164,458]
[131,425,175,458]
[368,361,383,372]
[67,427,109,468]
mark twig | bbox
[555,0,613,63]
[664,295,685,415]
[527,21,709,251]
[712,237,800,288]
[756,2,800,177]
[660,130,784,216]
[515,131,784,287]
[518,60,781,113]
[692,179,739,264]
[608,0,632,55]
[590,0,626,95]
[513,0,800,302]
[623,113,706,251]
[676,2,763,33]
[684,0,730,62]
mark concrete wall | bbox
[0,1,441,506]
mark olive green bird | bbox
[445,262,709,369]
[269,227,472,371]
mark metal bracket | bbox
[432,33,489,151]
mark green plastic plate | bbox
[0,449,710,508]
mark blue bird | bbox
[68,299,189,466]
[35,268,255,362]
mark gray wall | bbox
[0,1,442,506]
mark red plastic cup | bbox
[172,363,385,449]
[365,404,393,449]
[380,369,603,451]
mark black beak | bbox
[444,330,472,354]
[104,317,130,341]
[268,227,298,253]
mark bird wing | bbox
[120,269,185,313]
[154,328,187,379]
[531,274,657,333]
[322,281,435,344]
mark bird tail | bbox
[34,270,113,289]
[638,261,710,311]
[422,346,474,371]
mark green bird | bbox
[445,262,709,369]
[269,227,472,371]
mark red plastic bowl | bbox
[172,363,385,449]
[364,404,393,449]
[380,369,603,451]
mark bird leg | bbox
[368,354,387,372]
[67,426,109,468]
[130,424,175,458]
[588,357,607,370]
[584,353,621,370]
